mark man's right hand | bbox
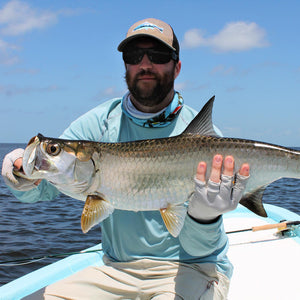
[1,148,37,191]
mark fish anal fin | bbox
[81,195,114,233]
[160,204,187,237]
[240,186,268,217]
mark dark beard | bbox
[125,68,175,107]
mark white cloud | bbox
[0,1,81,65]
[175,81,209,92]
[174,81,188,91]
[0,53,19,65]
[0,38,9,52]
[94,86,127,101]
[0,38,18,51]
[210,65,235,76]
[0,83,62,96]
[226,86,245,93]
[0,0,58,35]
[4,67,39,75]
[181,28,207,49]
[0,37,19,64]
[103,87,117,96]
[182,21,269,52]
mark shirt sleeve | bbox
[8,180,60,203]
[179,214,228,257]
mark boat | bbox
[0,204,299,300]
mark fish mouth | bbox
[22,135,50,178]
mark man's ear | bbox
[174,60,181,79]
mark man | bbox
[2,18,249,299]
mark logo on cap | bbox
[133,22,164,33]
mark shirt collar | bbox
[121,91,184,128]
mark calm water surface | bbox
[0,143,300,285]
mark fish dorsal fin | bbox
[160,204,187,237]
[183,96,218,136]
[81,195,114,233]
[240,186,268,217]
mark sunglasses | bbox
[123,48,178,65]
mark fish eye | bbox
[46,143,61,156]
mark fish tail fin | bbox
[160,204,187,237]
[240,186,268,217]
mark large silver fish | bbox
[16,97,300,237]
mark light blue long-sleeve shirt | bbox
[10,96,233,278]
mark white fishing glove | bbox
[1,148,36,191]
[188,173,250,223]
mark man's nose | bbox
[139,53,152,69]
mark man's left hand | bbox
[188,155,250,223]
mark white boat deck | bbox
[224,217,300,300]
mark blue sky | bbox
[0,0,299,145]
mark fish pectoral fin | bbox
[160,204,187,238]
[240,186,268,217]
[81,195,114,233]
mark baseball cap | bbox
[118,18,180,56]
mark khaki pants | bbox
[44,256,230,300]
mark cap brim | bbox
[118,34,176,52]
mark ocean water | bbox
[0,143,300,286]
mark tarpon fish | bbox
[15,97,300,237]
